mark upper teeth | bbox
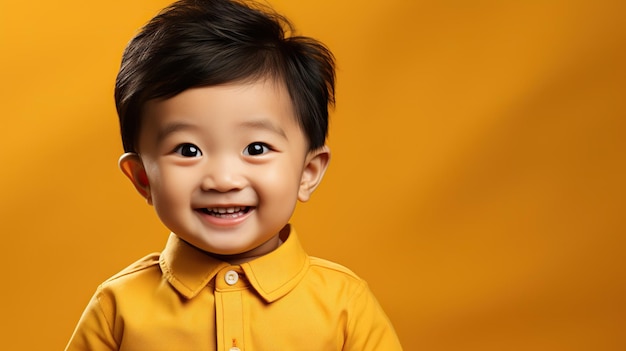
[208,206,243,214]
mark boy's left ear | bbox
[298,146,330,202]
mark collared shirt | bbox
[65,226,403,350]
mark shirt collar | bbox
[159,225,309,303]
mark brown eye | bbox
[174,143,202,157]
[243,142,270,156]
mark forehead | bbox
[138,79,306,149]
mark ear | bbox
[298,146,331,202]
[118,153,152,205]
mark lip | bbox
[194,205,254,227]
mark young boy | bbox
[65,0,402,350]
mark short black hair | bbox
[115,0,335,153]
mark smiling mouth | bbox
[198,206,253,218]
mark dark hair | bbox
[115,0,335,153]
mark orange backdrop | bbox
[1,0,625,350]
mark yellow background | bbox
[1,0,625,349]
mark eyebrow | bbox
[239,119,288,139]
[156,122,196,144]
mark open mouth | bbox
[198,206,253,219]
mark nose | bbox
[200,156,247,193]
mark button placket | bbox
[215,267,246,351]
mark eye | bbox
[174,143,202,157]
[243,142,270,156]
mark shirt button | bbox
[225,270,239,285]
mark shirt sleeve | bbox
[343,282,403,350]
[64,289,119,351]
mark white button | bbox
[225,270,239,285]
[229,348,241,351]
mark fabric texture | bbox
[65,226,402,350]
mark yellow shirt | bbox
[65,226,402,350]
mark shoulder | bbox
[308,256,362,280]
[305,256,368,295]
[98,252,162,292]
[78,253,163,330]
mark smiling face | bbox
[119,79,329,262]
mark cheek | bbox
[149,168,195,231]
[148,166,191,205]
[253,162,303,201]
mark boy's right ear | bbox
[118,153,152,205]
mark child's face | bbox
[120,79,329,261]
